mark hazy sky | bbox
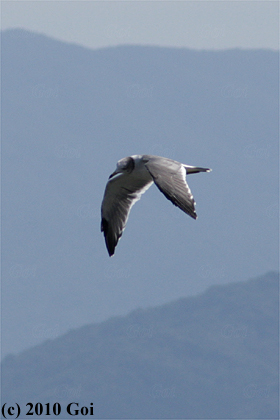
[1,1,279,50]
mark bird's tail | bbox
[184,165,212,174]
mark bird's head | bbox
[109,156,135,179]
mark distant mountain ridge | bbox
[1,272,279,418]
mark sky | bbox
[1,1,279,51]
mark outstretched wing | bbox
[143,155,198,219]
[101,173,153,256]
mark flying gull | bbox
[101,154,211,256]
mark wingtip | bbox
[101,217,116,256]
[106,241,116,257]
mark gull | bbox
[101,155,211,256]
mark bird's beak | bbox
[109,169,120,179]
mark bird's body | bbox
[101,154,211,256]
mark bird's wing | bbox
[101,173,153,256]
[143,156,197,219]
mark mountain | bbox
[1,29,279,357]
[1,272,279,418]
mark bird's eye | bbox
[123,157,135,173]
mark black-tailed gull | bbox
[101,154,211,256]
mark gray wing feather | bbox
[101,174,152,256]
[143,156,197,219]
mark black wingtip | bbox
[107,242,116,257]
[190,212,197,220]
[101,217,116,256]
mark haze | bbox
[2,1,279,50]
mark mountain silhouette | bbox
[1,272,279,418]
